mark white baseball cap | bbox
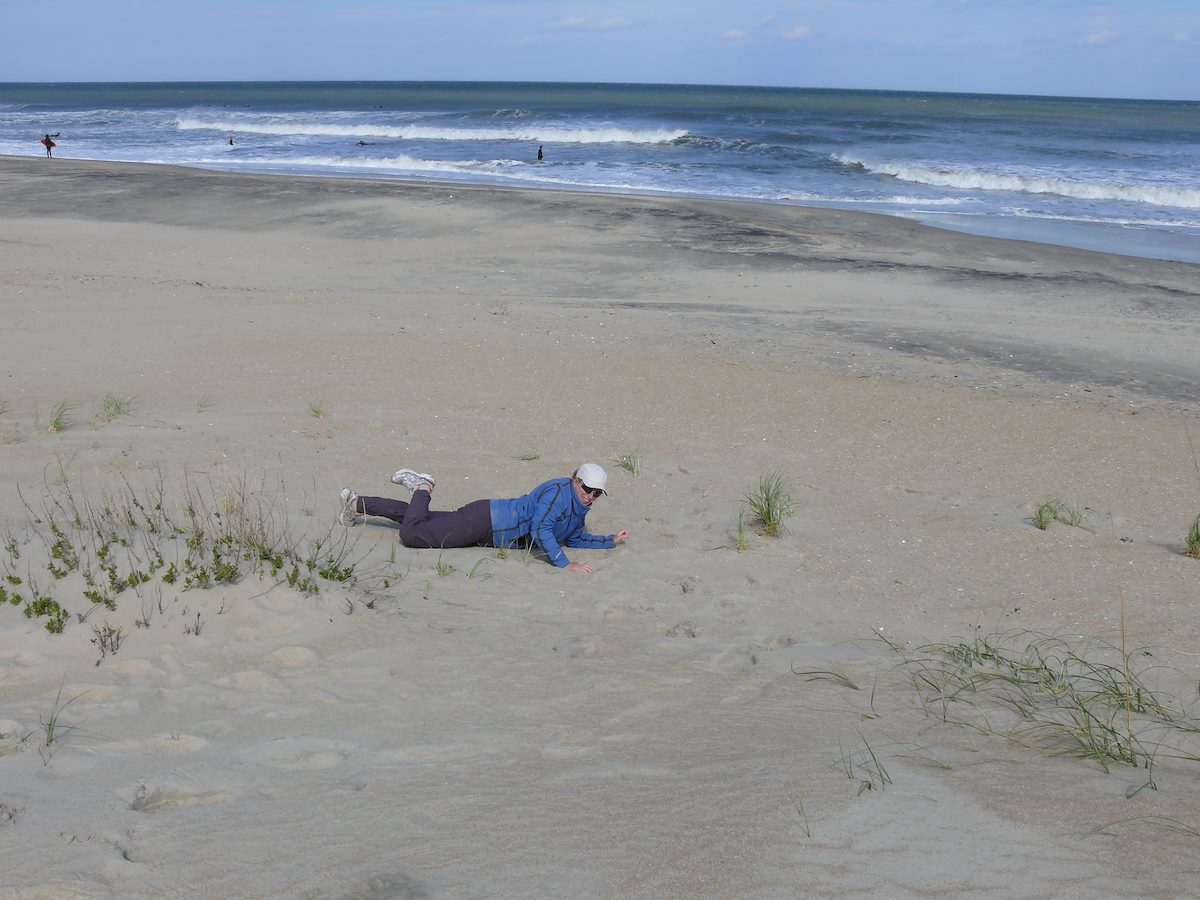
[576,463,608,495]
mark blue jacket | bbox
[490,477,615,567]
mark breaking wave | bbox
[838,155,1200,210]
[177,116,686,145]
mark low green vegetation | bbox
[613,452,642,478]
[890,630,1200,775]
[744,472,793,537]
[1185,514,1200,559]
[100,393,133,421]
[1033,497,1088,530]
[3,470,368,635]
[46,400,75,434]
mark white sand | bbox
[1,157,1199,898]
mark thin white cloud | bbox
[724,28,747,40]
[550,14,629,32]
[783,26,813,40]
[1083,29,1116,44]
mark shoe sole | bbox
[391,469,435,489]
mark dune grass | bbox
[1185,514,1200,559]
[1033,498,1061,530]
[42,683,82,750]
[46,400,75,434]
[100,393,133,421]
[889,629,1200,774]
[613,452,642,478]
[4,469,376,635]
[1034,497,1090,530]
[744,473,793,537]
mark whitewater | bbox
[2,81,1198,262]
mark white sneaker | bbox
[338,488,360,526]
[391,468,435,493]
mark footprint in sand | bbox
[97,733,208,754]
[237,736,354,771]
[270,645,319,669]
[316,872,431,899]
[0,649,47,684]
[130,784,233,813]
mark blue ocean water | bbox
[2,81,1199,263]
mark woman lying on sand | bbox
[339,463,629,573]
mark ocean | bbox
[3,81,1199,264]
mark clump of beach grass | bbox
[890,629,1200,775]
[613,452,642,478]
[1185,514,1200,559]
[100,393,133,421]
[46,400,75,434]
[1033,498,1061,530]
[40,683,83,762]
[734,510,749,552]
[308,400,326,419]
[838,734,892,795]
[744,473,793,537]
[1033,498,1090,531]
[4,468,382,635]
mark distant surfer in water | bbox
[537,145,544,161]
[229,137,235,146]
[40,134,55,157]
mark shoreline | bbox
[4,155,1198,410]
[6,151,1200,266]
[2,154,1199,897]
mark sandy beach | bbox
[2,156,1199,898]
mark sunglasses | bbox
[579,482,605,498]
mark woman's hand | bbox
[613,529,630,544]
[565,561,593,573]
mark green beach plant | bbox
[466,557,492,580]
[1058,502,1087,528]
[308,400,326,419]
[613,452,642,478]
[7,468,378,635]
[42,683,82,749]
[892,630,1200,774]
[46,400,75,434]
[100,393,133,421]
[1185,514,1200,559]
[744,473,793,537]
[838,734,892,795]
[734,510,749,552]
[195,397,211,413]
[1033,498,1061,530]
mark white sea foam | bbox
[177,117,686,145]
[837,155,1200,210]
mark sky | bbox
[6,0,1199,100]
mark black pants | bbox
[359,491,494,549]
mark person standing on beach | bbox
[40,134,55,157]
[339,463,629,573]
